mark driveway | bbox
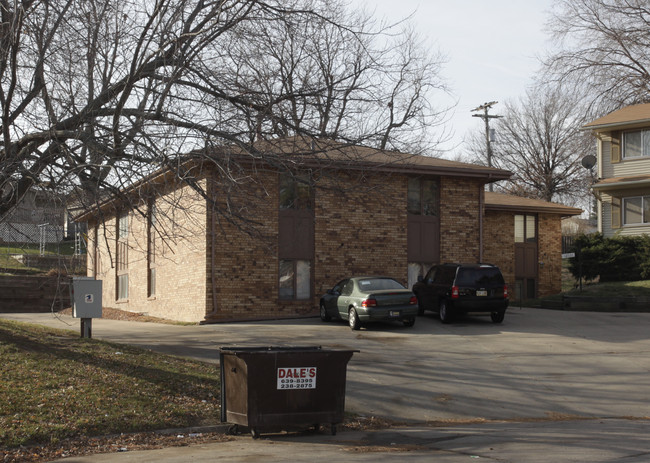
[3,308,650,462]
[4,307,650,423]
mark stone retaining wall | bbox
[0,275,71,313]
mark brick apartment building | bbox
[78,142,581,323]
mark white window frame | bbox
[116,212,129,301]
[622,196,650,225]
[514,214,537,243]
[623,129,650,159]
[147,203,157,298]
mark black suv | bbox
[412,263,509,323]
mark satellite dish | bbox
[581,155,597,169]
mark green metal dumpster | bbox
[219,346,357,438]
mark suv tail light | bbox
[451,286,459,299]
[503,284,509,299]
[409,296,417,305]
[362,298,377,307]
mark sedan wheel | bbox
[439,299,452,324]
[320,303,331,322]
[349,308,361,331]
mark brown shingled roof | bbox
[582,103,650,131]
[484,192,582,216]
[75,138,513,222]
[591,174,650,190]
[226,136,512,180]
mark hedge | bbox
[568,233,650,282]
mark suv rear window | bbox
[455,268,505,286]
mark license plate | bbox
[476,290,488,297]
[389,311,400,317]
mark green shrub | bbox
[568,233,650,282]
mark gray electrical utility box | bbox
[71,277,103,318]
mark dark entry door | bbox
[514,214,537,300]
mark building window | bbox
[279,173,312,210]
[116,212,129,300]
[623,196,650,225]
[279,259,311,300]
[407,178,439,216]
[117,274,129,300]
[278,172,314,300]
[623,130,650,159]
[408,262,432,289]
[514,214,536,243]
[147,203,157,297]
[119,212,129,238]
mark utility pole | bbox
[471,101,502,192]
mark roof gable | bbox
[583,103,650,131]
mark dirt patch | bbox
[1,431,234,463]
[57,307,194,325]
[345,444,428,453]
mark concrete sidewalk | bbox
[47,420,650,462]
[4,309,650,462]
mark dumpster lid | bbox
[219,346,359,354]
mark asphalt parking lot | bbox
[3,307,650,462]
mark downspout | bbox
[204,175,219,322]
[479,185,484,263]
[210,204,218,316]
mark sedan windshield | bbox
[357,278,405,291]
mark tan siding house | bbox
[584,103,650,238]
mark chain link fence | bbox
[0,222,87,276]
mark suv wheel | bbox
[416,296,425,315]
[439,299,452,324]
[491,311,505,324]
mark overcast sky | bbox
[361,0,555,156]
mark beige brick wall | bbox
[537,213,562,297]
[206,171,281,321]
[86,166,504,323]
[439,177,482,263]
[88,180,208,322]
[483,211,515,289]
[483,210,563,299]
[205,169,409,322]
[314,171,408,296]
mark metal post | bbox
[81,318,92,338]
[74,223,80,256]
[577,244,583,292]
[38,223,49,256]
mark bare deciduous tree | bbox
[465,84,591,205]
[0,0,451,228]
[544,0,650,111]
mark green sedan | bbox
[319,276,419,330]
